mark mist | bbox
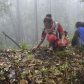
[0,0,84,48]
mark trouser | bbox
[47,34,57,49]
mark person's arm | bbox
[33,29,46,50]
[36,38,45,49]
[57,23,64,39]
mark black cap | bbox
[76,22,84,28]
[46,14,52,18]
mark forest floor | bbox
[0,46,84,84]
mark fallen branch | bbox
[2,32,21,48]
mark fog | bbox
[0,0,84,48]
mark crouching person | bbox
[72,22,84,47]
[33,14,68,51]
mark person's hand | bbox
[48,47,53,51]
[32,46,38,52]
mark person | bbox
[33,14,68,51]
[72,22,84,47]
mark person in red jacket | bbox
[33,14,68,50]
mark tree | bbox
[0,0,10,16]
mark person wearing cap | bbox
[33,14,68,50]
[72,22,84,47]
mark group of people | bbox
[33,14,84,51]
